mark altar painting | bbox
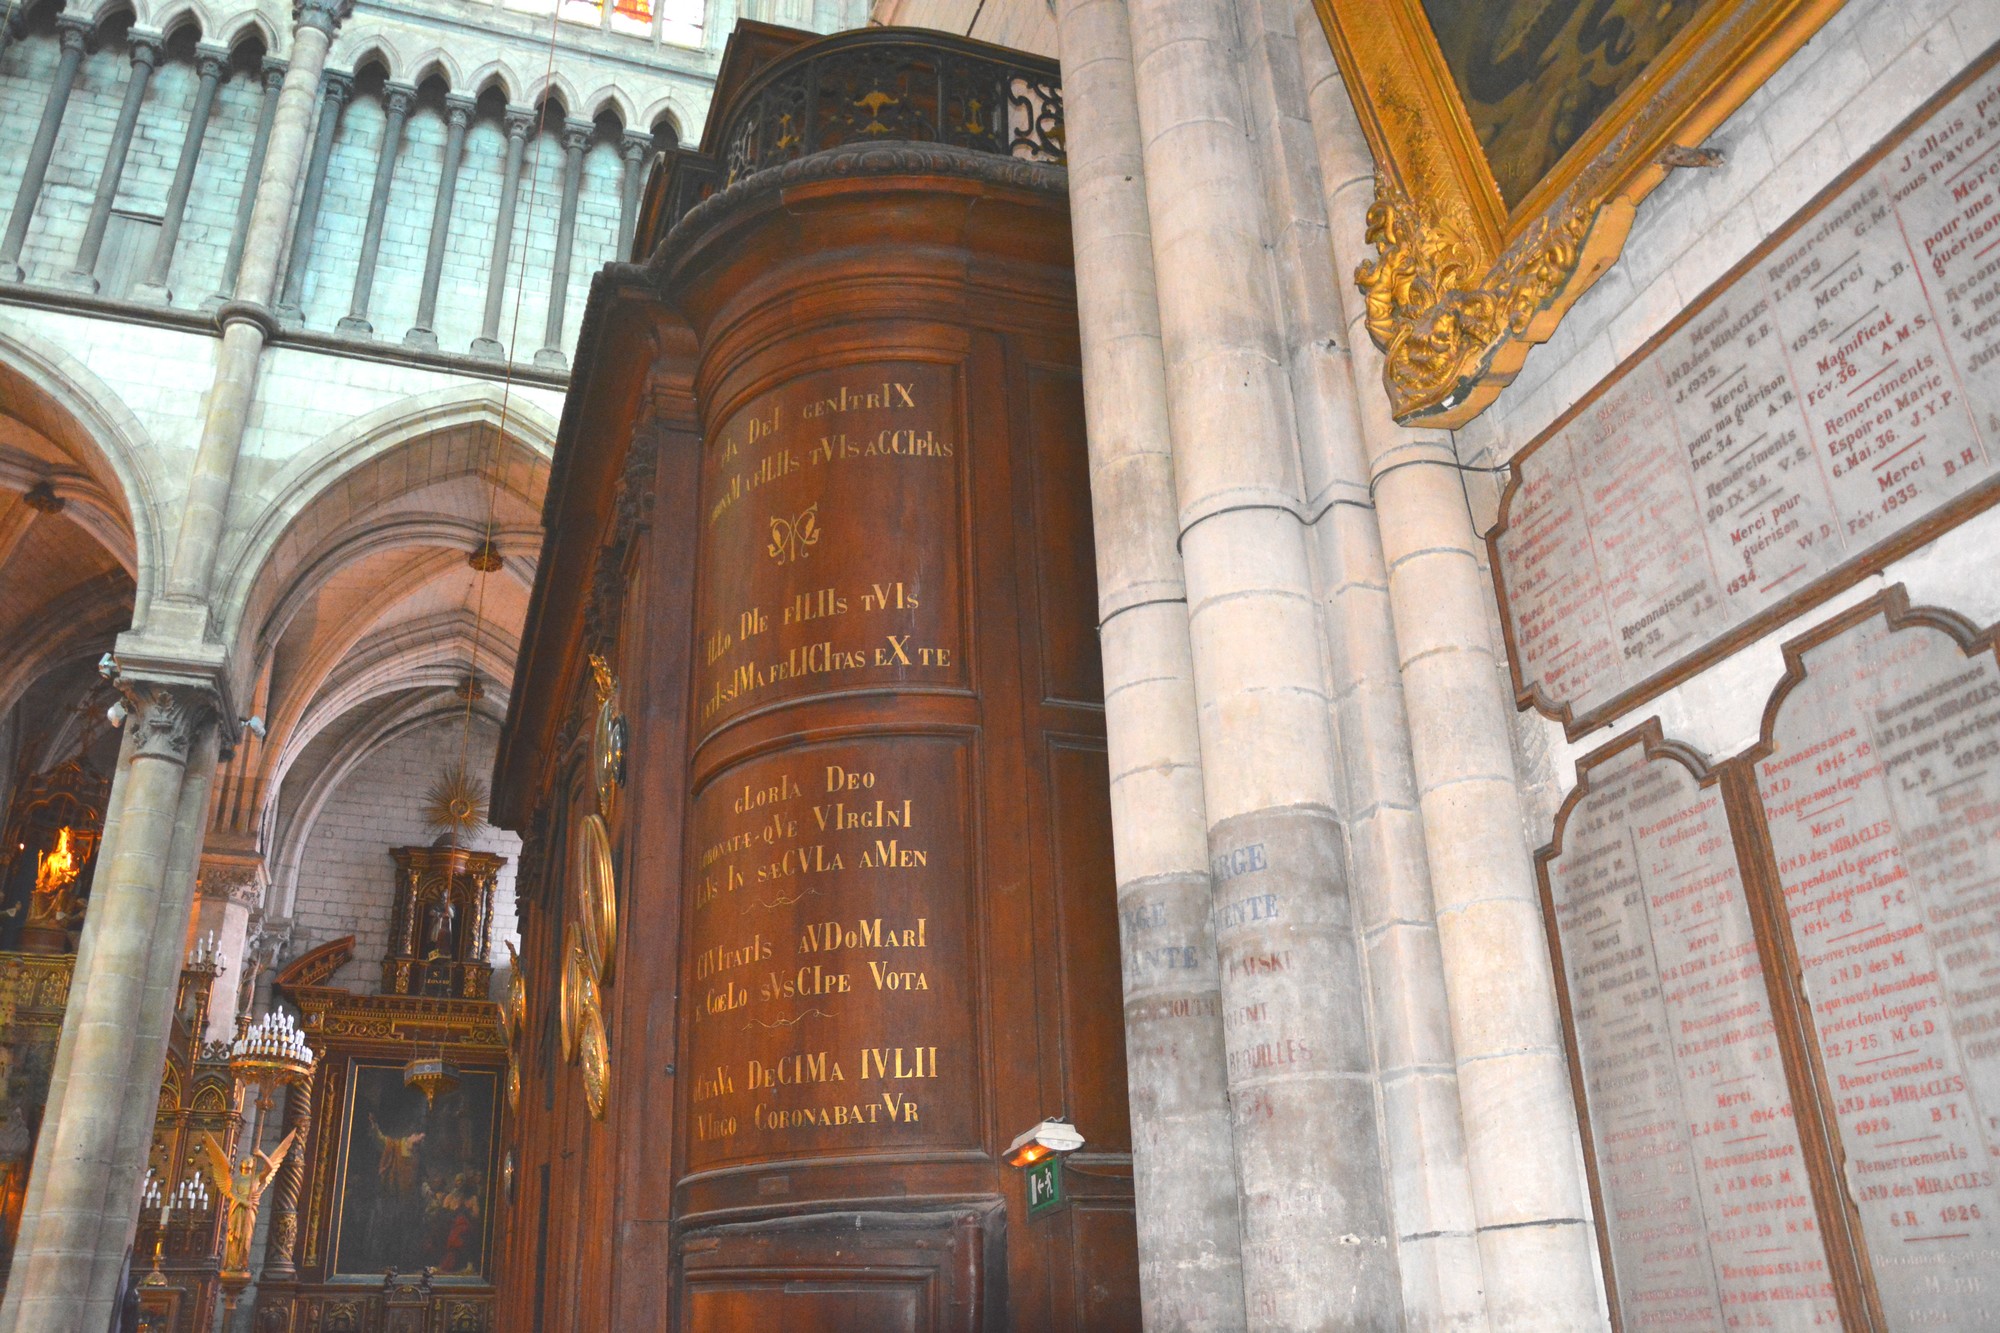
[328,1061,496,1280]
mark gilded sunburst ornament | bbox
[422,764,488,840]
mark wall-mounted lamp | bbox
[106,700,128,728]
[1005,1118,1083,1168]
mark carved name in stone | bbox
[1756,602,2000,1326]
[1494,56,2000,734]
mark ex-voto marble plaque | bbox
[1494,53,2000,736]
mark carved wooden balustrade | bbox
[646,23,1064,239]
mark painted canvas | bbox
[330,1061,497,1280]
[1419,0,1707,209]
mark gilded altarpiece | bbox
[257,887,507,1332]
[382,849,502,1002]
[0,951,72,1293]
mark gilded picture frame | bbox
[1309,0,1844,427]
[326,1061,499,1281]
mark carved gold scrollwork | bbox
[1313,0,1845,427]
[1357,169,1599,419]
[588,656,626,825]
[505,941,527,1042]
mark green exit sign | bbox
[1025,1157,1064,1217]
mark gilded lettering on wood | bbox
[695,362,967,733]
[684,738,973,1167]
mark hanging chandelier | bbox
[403,1047,460,1108]
[228,1007,315,1089]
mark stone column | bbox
[275,68,353,319]
[134,42,228,302]
[190,850,264,1042]
[68,30,164,291]
[84,728,219,1320]
[211,57,287,307]
[1,15,92,282]
[471,106,533,359]
[0,680,227,1333]
[533,117,592,369]
[0,725,139,1333]
[337,80,415,335]
[404,92,473,349]
[1299,34,1604,1332]
[1228,5,1487,1326]
[1054,0,1247,1326]
[2,6,344,1327]
[258,1073,312,1279]
[617,129,650,260]
[1123,0,1400,1325]
[164,0,348,633]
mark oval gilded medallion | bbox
[574,813,617,986]
[590,659,626,822]
[579,997,610,1121]
[560,923,592,1064]
[505,939,527,1046]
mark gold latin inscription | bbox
[688,364,968,1161]
[695,363,963,735]
[682,738,964,1161]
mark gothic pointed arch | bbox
[0,318,165,617]
[212,382,555,666]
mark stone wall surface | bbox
[0,0,725,360]
[291,713,520,990]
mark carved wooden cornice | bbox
[274,936,354,992]
[654,141,1067,277]
[290,987,506,1053]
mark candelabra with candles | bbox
[139,1171,210,1287]
[227,1007,314,1091]
[186,929,222,971]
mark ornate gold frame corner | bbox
[1311,0,1844,428]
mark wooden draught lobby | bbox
[0,0,1997,1328]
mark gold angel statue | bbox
[198,1129,297,1274]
